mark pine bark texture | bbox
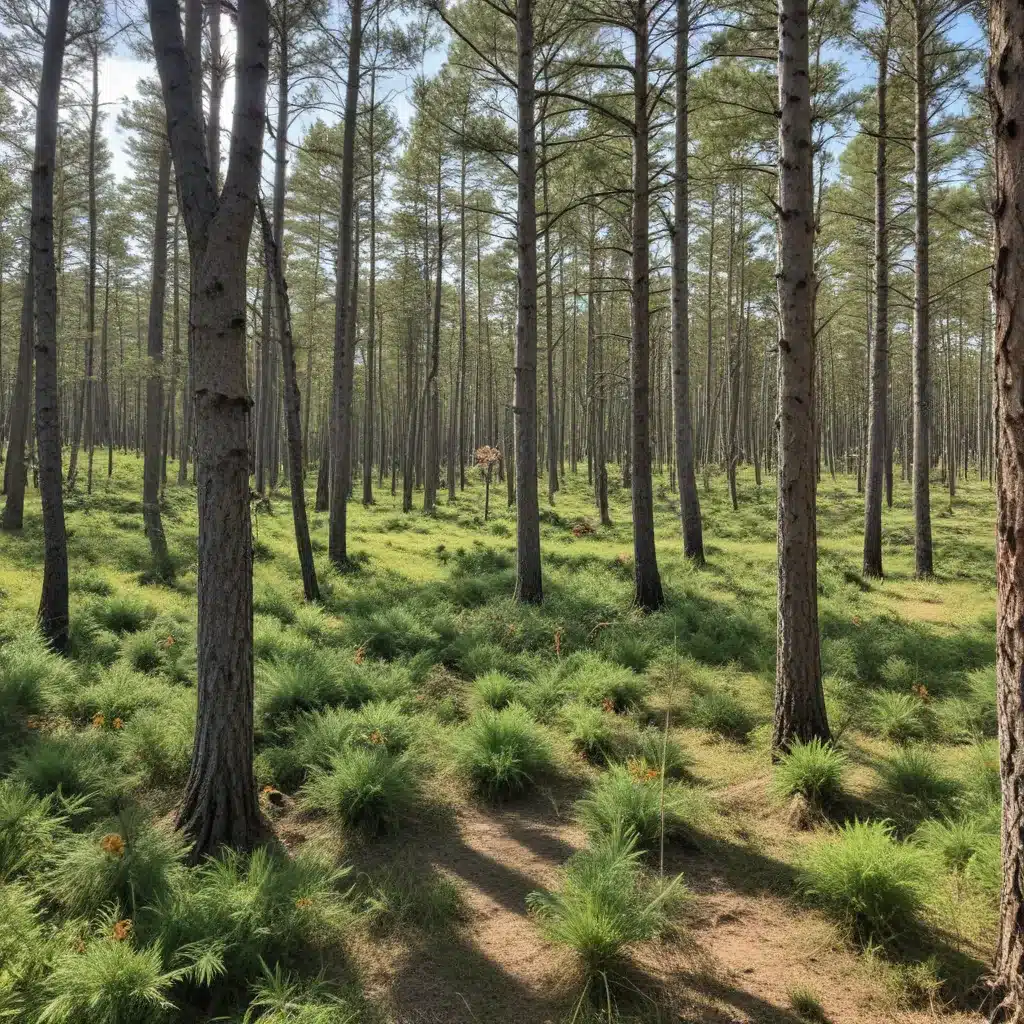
[149,0,271,860]
[912,0,934,576]
[143,146,172,577]
[513,0,542,603]
[991,1,1024,1016]
[328,0,362,566]
[773,0,829,750]
[863,38,889,578]
[630,0,663,611]
[33,0,71,652]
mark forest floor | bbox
[0,459,998,1023]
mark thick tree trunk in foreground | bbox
[630,0,663,611]
[143,146,172,578]
[912,0,933,577]
[991,3,1024,1017]
[150,0,271,860]
[2,256,33,531]
[773,0,829,751]
[513,0,542,603]
[328,0,362,567]
[671,0,703,563]
[863,37,889,579]
[33,0,71,653]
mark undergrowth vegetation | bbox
[0,463,1000,1022]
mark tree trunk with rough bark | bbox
[773,0,829,751]
[143,146,172,578]
[992,2,1024,1015]
[514,0,542,603]
[991,0,1024,1011]
[33,0,71,653]
[328,0,361,567]
[912,0,933,576]
[2,256,33,531]
[630,0,663,612]
[863,34,890,578]
[149,0,271,860]
[671,0,703,563]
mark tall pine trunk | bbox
[328,0,362,566]
[143,146,172,578]
[33,0,71,652]
[911,0,933,576]
[513,0,542,603]
[630,0,663,611]
[991,2,1024,1014]
[773,0,829,750]
[863,34,889,578]
[150,0,271,859]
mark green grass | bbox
[772,738,847,806]
[0,458,1001,1022]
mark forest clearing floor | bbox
[0,461,998,1023]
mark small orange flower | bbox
[367,729,384,745]
[100,833,125,857]
[354,645,366,665]
[111,919,132,942]
[112,717,124,730]
[92,713,105,729]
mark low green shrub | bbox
[13,732,122,814]
[119,695,195,789]
[914,816,995,873]
[772,739,846,806]
[687,687,755,741]
[469,671,520,711]
[623,727,693,779]
[156,847,350,998]
[453,704,553,799]
[92,594,156,635]
[52,807,186,918]
[39,934,180,1024]
[870,691,928,744]
[575,765,714,852]
[528,828,686,978]
[563,702,615,761]
[801,820,929,943]
[566,654,648,713]
[876,746,962,827]
[302,747,418,834]
[0,780,75,880]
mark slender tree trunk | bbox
[863,35,889,578]
[912,0,933,576]
[33,0,71,652]
[773,0,829,750]
[328,0,361,566]
[630,0,663,611]
[258,200,318,601]
[2,256,33,531]
[513,0,542,603]
[143,146,172,577]
[362,66,376,505]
